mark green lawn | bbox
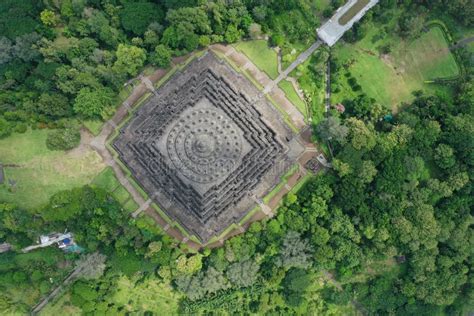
[92,167,138,212]
[278,79,308,117]
[0,129,105,209]
[234,40,279,79]
[112,276,181,314]
[332,26,460,111]
[394,26,460,79]
[82,119,104,136]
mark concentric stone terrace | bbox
[113,52,303,242]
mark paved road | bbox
[263,40,323,94]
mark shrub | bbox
[46,128,81,151]
[0,117,12,138]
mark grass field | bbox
[113,276,181,314]
[82,119,104,136]
[234,40,279,79]
[0,129,105,209]
[92,167,138,213]
[332,26,460,111]
[278,79,308,117]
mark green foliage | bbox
[46,128,81,151]
[40,9,58,27]
[282,268,311,307]
[37,93,72,118]
[119,1,164,35]
[73,87,114,118]
[113,44,146,76]
[0,117,12,139]
[226,259,260,288]
[150,44,172,68]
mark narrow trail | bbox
[450,36,474,50]
[263,40,323,94]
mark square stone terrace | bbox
[113,52,304,243]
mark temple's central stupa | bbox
[114,52,303,242]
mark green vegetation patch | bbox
[113,276,181,314]
[112,185,131,204]
[278,80,308,118]
[234,40,279,79]
[338,0,370,25]
[332,26,459,111]
[0,129,105,209]
[92,167,120,192]
[123,199,139,213]
[82,120,104,136]
[393,26,460,80]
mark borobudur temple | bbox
[113,52,304,243]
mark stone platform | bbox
[113,52,304,243]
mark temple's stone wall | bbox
[114,52,304,242]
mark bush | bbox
[151,44,172,68]
[0,117,12,138]
[46,128,81,151]
[14,123,28,134]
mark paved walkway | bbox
[263,40,323,94]
[88,49,328,251]
[317,0,379,46]
[211,44,307,130]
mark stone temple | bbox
[114,52,304,243]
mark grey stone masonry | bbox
[113,52,304,243]
[317,0,379,46]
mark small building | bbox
[334,103,346,113]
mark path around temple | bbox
[86,0,380,249]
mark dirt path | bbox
[450,36,474,50]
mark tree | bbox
[434,144,456,169]
[224,25,242,43]
[120,2,164,35]
[249,23,262,39]
[12,33,41,62]
[46,128,81,151]
[0,117,12,139]
[346,118,376,150]
[37,93,72,118]
[277,231,313,269]
[150,44,172,68]
[316,117,349,143]
[40,9,58,27]
[282,268,312,307]
[113,44,146,76]
[76,252,107,280]
[73,87,114,118]
[0,37,13,64]
[226,259,260,287]
[176,254,203,275]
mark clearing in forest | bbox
[331,26,460,111]
[0,129,105,209]
[234,40,279,79]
